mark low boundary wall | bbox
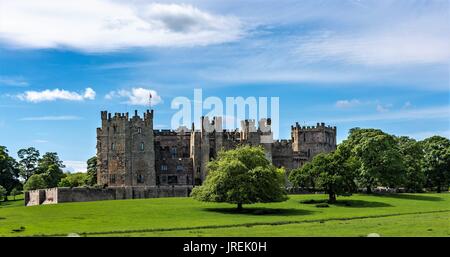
[24,185,193,206]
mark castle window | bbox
[110,174,116,184]
[140,142,144,151]
[113,126,117,133]
[196,167,201,174]
[161,175,167,184]
[171,147,177,158]
[303,133,306,142]
[308,149,311,157]
[137,174,144,183]
[176,165,184,172]
[138,127,142,134]
[161,165,168,171]
[111,143,115,150]
[168,175,178,184]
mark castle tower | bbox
[96,110,156,187]
[291,122,337,162]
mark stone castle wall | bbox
[25,186,193,206]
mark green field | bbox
[0,193,449,237]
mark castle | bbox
[96,109,337,187]
[25,109,336,206]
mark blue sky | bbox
[0,0,449,172]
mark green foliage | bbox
[23,174,47,191]
[346,128,405,192]
[17,147,40,181]
[0,146,21,195]
[191,145,287,209]
[289,147,357,203]
[86,156,97,186]
[36,152,65,188]
[58,172,90,187]
[10,188,20,200]
[396,136,426,192]
[0,185,7,201]
[421,136,450,193]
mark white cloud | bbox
[17,88,96,102]
[295,18,450,66]
[335,99,361,108]
[0,1,244,52]
[0,76,29,87]
[376,104,391,113]
[105,87,162,106]
[83,87,96,100]
[20,116,82,121]
[326,106,450,123]
[32,139,48,143]
[63,160,87,173]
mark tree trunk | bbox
[328,192,337,203]
[437,183,441,193]
[366,186,372,194]
[237,203,243,211]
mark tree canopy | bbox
[191,145,287,210]
[421,136,450,193]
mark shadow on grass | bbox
[204,207,315,216]
[300,199,392,208]
[371,193,443,202]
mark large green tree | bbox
[346,128,405,193]
[421,136,450,193]
[191,145,287,210]
[23,174,47,191]
[396,136,425,192]
[0,146,20,197]
[36,152,65,188]
[17,147,40,181]
[58,172,90,187]
[86,156,97,186]
[289,147,357,203]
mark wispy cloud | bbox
[32,139,48,143]
[105,87,162,106]
[17,88,96,102]
[325,106,449,123]
[0,1,244,52]
[63,160,87,173]
[20,115,82,121]
[335,99,361,108]
[0,75,29,87]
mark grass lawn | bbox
[0,193,449,237]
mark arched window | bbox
[137,127,142,134]
[111,143,115,150]
[140,142,144,151]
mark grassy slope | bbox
[0,193,449,237]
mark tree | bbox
[421,136,450,193]
[17,147,40,181]
[347,128,405,193]
[0,146,21,197]
[289,147,357,203]
[10,188,20,200]
[0,185,7,202]
[396,136,425,192]
[37,152,65,188]
[23,174,47,191]
[191,146,287,210]
[86,156,97,186]
[58,172,89,187]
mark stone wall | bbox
[25,185,193,206]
